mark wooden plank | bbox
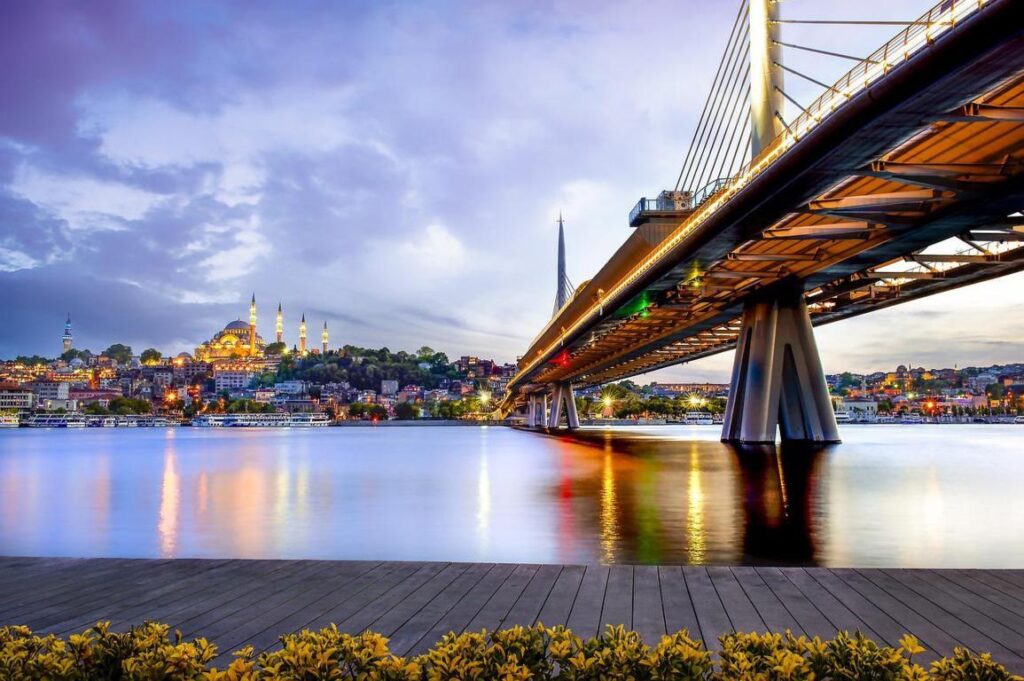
[780,568,884,640]
[332,563,449,635]
[503,564,562,628]
[683,567,732,650]
[464,564,539,633]
[535,565,584,628]
[204,561,385,656]
[707,566,765,634]
[0,559,173,623]
[755,567,837,639]
[409,564,517,656]
[565,566,609,639]
[858,569,1023,664]
[632,565,666,645]
[599,565,633,632]
[890,570,1024,655]
[965,571,1024,607]
[658,566,700,638]
[367,564,471,636]
[933,571,1024,635]
[64,560,284,636]
[387,563,495,657]
[731,567,803,636]
[827,569,956,659]
[233,562,416,660]
[173,561,337,636]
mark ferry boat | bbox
[0,413,20,428]
[191,414,228,427]
[138,416,174,427]
[116,416,138,427]
[834,409,852,423]
[25,413,87,428]
[87,416,117,428]
[684,411,714,425]
[289,412,331,427]
[1014,415,1024,424]
[900,412,925,424]
[223,412,292,427]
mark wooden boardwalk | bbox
[3,558,1024,672]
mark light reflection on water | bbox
[0,425,1022,567]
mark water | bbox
[0,425,1021,567]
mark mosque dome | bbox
[224,320,250,331]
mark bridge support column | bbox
[722,290,840,444]
[527,394,548,428]
[526,395,538,427]
[547,382,580,430]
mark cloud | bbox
[0,0,1019,375]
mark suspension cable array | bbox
[674,0,752,198]
[671,1,911,201]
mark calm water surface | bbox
[0,425,1021,567]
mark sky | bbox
[2,0,1022,382]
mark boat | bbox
[24,413,87,428]
[0,413,19,428]
[1014,415,1024,424]
[834,409,852,423]
[138,416,174,427]
[191,414,228,427]
[289,412,331,427]
[87,416,117,428]
[900,412,924,424]
[684,411,714,425]
[223,412,292,427]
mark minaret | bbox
[552,213,570,316]
[275,303,284,344]
[321,321,329,354]
[299,314,307,356]
[62,314,73,354]
[248,293,258,355]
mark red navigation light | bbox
[549,350,571,368]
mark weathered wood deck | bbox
[3,558,1024,672]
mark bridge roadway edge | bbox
[2,557,1023,673]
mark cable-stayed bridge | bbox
[503,0,1024,444]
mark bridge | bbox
[502,0,1024,444]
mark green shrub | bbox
[0,621,1020,681]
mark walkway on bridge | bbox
[3,557,1024,673]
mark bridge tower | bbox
[553,214,571,316]
[721,0,839,445]
[749,0,784,155]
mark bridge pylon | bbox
[547,382,580,430]
[721,287,839,445]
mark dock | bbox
[3,558,1024,672]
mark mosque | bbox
[193,295,327,361]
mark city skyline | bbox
[2,0,1023,382]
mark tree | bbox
[394,402,421,420]
[140,348,162,364]
[102,344,133,365]
[61,348,90,362]
[14,355,50,366]
[83,402,110,415]
[265,342,287,356]
[108,397,152,415]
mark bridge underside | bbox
[508,0,1024,442]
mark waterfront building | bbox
[214,370,257,392]
[26,380,70,401]
[274,380,307,394]
[61,314,73,354]
[0,383,35,413]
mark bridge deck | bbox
[3,557,1024,672]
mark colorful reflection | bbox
[0,426,1023,566]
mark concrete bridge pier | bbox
[526,393,549,428]
[722,289,840,445]
[547,381,580,430]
